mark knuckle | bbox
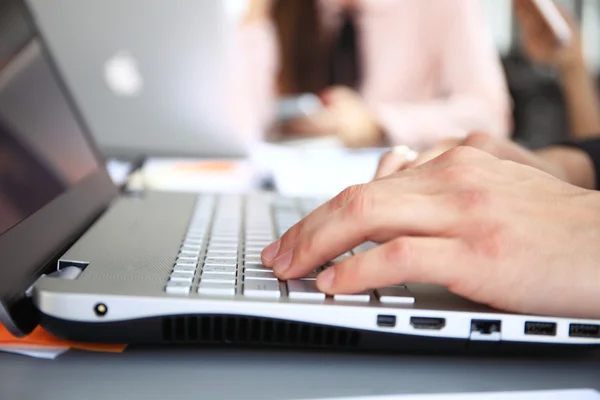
[464,132,493,148]
[344,185,374,222]
[466,222,509,261]
[449,188,491,211]
[335,184,365,209]
[440,163,479,184]
[384,238,413,267]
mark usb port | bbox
[569,324,600,338]
[377,314,396,328]
[525,321,557,336]
[410,317,445,330]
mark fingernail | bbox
[317,268,336,291]
[273,250,293,275]
[261,240,280,262]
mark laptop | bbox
[24,0,253,159]
[2,0,600,353]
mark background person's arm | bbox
[559,57,600,138]
[367,0,512,150]
[236,0,279,133]
[515,0,600,138]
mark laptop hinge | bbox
[0,265,86,337]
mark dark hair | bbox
[271,0,361,95]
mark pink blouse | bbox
[237,0,512,150]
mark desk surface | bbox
[1,347,599,399]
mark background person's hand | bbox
[514,0,582,68]
[278,87,383,148]
[374,132,595,189]
[243,0,274,23]
[262,147,600,319]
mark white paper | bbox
[106,159,134,186]
[137,157,261,193]
[251,143,387,198]
[1,346,68,360]
[307,389,600,400]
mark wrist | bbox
[558,51,587,77]
[535,146,596,189]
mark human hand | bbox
[321,86,383,148]
[243,0,274,23]
[375,132,570,182]
[515,0,583,69]
[262,146,600,319]
[275,87,383,147]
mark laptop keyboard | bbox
[165,194,414,304]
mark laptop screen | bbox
[0,0,99,236]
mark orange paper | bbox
[0,323,126,353]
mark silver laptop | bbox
[25,0,250,159]
[2,0,600,353]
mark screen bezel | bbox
[0,0,118,329]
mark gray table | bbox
[1,347,599,400]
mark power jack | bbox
[94,303,108,317]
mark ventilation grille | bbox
[162,316,361,348]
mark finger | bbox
[374,151,410,179]
[273,192,462,280]
[316,237,466,294]
[263,167,433,265]
[261,184,364,266]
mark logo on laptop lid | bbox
[103,51,143,97]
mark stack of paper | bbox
[133,158,262,193]
[0,323,126,360]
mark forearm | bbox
[559,57,600,138]
[372,96,510,150]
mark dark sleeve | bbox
[559,137,600,190]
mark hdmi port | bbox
[410,317,445,330]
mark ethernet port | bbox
[470,319,501,341]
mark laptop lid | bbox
[0,0,118,336]
[25,0,255,159]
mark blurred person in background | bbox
[237,0,511,149]
[376,0,600,175]
[515,0,600,139]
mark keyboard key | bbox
[184,240,203,246]
[208,243,239,251]
[169,272,194,283]
[244,270,277,280]
[205,251,237,260]
[244,280,281,299]
[246,234,274,241]
[333,253,352,264]
[202,265,237,274]
[376,286,415,304]
[173,266,196,274]
[177,256,199,263]
[287,280,325,300]
[333,293,371,303]
[245,240,272,247]
[244,263,272,272]
[200,273,236,284]
[180,250,200,257]
[210,236,238,243]
[181,245,202,252]
[204,258,237,267]
[165,282,191,295]
[245,256,262,264]
[299,271,318,280]
[207,247,238,254]
[197,283,236,297]
[245,246,268,253]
